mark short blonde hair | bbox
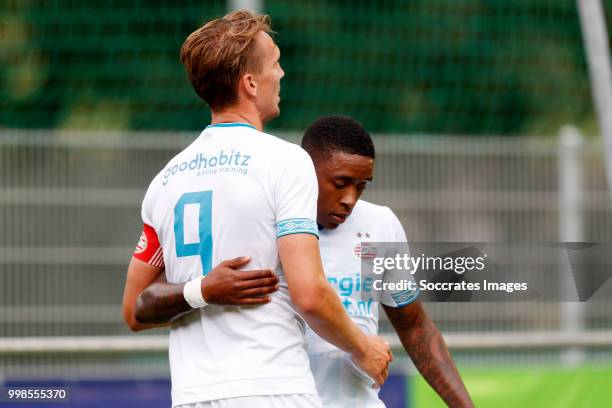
[180,10,272,111]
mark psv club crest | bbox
[354,243,377,261]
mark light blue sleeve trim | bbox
[383,288,420,308]
[276,218,319,239]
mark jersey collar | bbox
[206,122,257,130]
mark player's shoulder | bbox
[256,131,314,171]
[260,130,309,155]
[352,200,405,239]
[353,199,397,220]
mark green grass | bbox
[412,366,612,408]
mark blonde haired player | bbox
[122,11,391,408]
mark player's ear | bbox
[240,73,257,98]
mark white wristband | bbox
[183,276,208,309]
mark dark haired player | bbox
[128,115,473,407]
[301,116,473,407]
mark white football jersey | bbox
[305,200,419,408]
[141,123,320,407]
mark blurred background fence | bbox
[2,0,612,406]
[1,128,611,376]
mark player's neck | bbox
[211,106,263,131]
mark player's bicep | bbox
[277,234,327,302]
[272,147,323,306]
[122,258,164,327]
[382,301,425,330]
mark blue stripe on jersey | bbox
[393,288,420,307]
[277,218,319,239]
[206,122,256,129]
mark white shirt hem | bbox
[171,376,317,407]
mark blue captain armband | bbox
[276,218,319,239]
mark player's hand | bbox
[350,335,393,388]
[201,256,279,305]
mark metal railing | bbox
[1,128,612,376]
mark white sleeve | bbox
[273,145,319,239]
[391,208,408,243]
[380,207,419,308]
[141,190,154,229]
[141,175,158,228]
[132,173,165,268]
[140,170,165,233]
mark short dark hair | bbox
[301,115,375,162]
